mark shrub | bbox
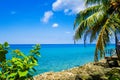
[0,42,9,62]
[0,43,40,80]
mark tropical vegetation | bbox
[0,42,9,62]
[74,0,120,62]
[0,42,40,80]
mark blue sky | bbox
[0,0,85,44]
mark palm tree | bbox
[74,0,120,62]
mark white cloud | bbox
[65,31,71,34]
[41,11,53,23]
[64,9,69,13]
[52,23,59,28]
[11,11,16,15]
[52,0,85,15]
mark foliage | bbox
[74,0,120,61]
[0,43,41,80]
[0,42,9,62]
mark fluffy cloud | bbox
[52,0,85,15]
[52,23,59,28]
[41,11,53,23]
[11,11,16,15]
[65,31,71,34]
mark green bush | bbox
[0,42,9,62]
[0,43,40,80]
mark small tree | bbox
[0,42,9,62]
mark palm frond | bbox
[84,30,92,45]
[74,9,107,41]
[74,5,101,29]
[106,13,120,32]
[85,0,110,6]
[95,14,115,60]
[74,20,87,40]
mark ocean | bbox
[7,44,115,75]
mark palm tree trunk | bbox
[94,48,98,62]
[115,32,117,52]
[115,32,120,61]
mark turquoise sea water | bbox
[7,44,115,75]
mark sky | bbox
[0,0,85,44]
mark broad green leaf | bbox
[27,63,38,69]
[18,70,28,77]
[7,72,17,79]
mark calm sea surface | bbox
[7,44,115,75]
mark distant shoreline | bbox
[9,44,115,45]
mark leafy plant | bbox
[0,43,40,80]
[0,42,9,62]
